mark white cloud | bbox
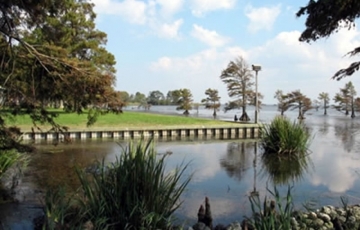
[156,19,183,39]
[191,24,230,47]
[246,27,360,104]
[151,57,173,70]
[156,0,184,17]
[92,0,148,24]
[148,25,360,104]
[149,47,248,101]
[92,0,184,39]
[245,4,281,33]
[190,0,236,17]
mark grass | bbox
[3,110,246,131]
[43,139,192,229]
[247,186,294,230]
[260,116,311,156]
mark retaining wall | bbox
[21,125,261,142]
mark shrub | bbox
[43,139,191,229]
[260,116,311,155]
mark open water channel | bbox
[2,105,360,228]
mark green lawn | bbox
[4,110,249,131]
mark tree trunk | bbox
[213,109,216,118]
[298,104,304,119]
[351,98,355,118]
[239,112,250,121]
[324,101,327,115]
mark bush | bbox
[43,139,191,229]
[260,116,311,156]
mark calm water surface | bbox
[6,105,360,226]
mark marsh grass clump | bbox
[260,116,310,155]
[43,139,191,229]
[247,186,294,230]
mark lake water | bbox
[3,105,360,227]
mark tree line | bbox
[120,55,360,120]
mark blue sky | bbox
[91,0,360,104]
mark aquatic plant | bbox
[43,139,191,229]
[0,150,28,179]
[260,116,310,155]
[247,186,294,230]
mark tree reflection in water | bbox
[334,121,359,153]
[220,142,254,181]
[260,153,312,186]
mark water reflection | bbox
[8,106,360,225]
[260,154,311,186]
[334,120,359,153]
[220,142,253,181]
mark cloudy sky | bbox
[90,0,360,104]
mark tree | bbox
[297,0,360,80]
[0,0,121,197]
[274,90,290,116]
[312,99,321,111]
[118,91,130,105]
[176,89,193,115]
[334,82,357,118]
[6,0,118,118]
[286,90,312,120]
[318,92,330,115]
[133,92,147,104]
[147,90,165,105]
[166,90,181,105]
[201,88,221,117]
[220,56,255,121]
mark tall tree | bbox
[7,0,118,121]
[274,90,290,116]
[201,88,221,117]
[318,92,330,115]
[333,82,356,117]
[312,99,321,111]
[166,90,181,105]
[297,0,360,79]
[176,89,193,115]
[147,90,165,105]
[220,56,255,121]
[133,92,146,104]
[287,90,312,120]
[0,0,118,153]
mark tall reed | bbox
[260,116,310,155]
[43,139,191,229]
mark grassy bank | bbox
[4,110,246,131]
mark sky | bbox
[90,0,360,104]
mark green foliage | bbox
[297,0,360,79]
[286,90,312,119]
[43,187,79,229]
[260,116,310,155]
[176,89,193,115]
[274,90,290,116]
[318,92,330,115]
[333,81,357,117]
[147,90,165,105]
[201,88,221,117]
[0,150,28,179]
[43,139,191,229]
[220,56,256,121]
[247,186,294,230]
